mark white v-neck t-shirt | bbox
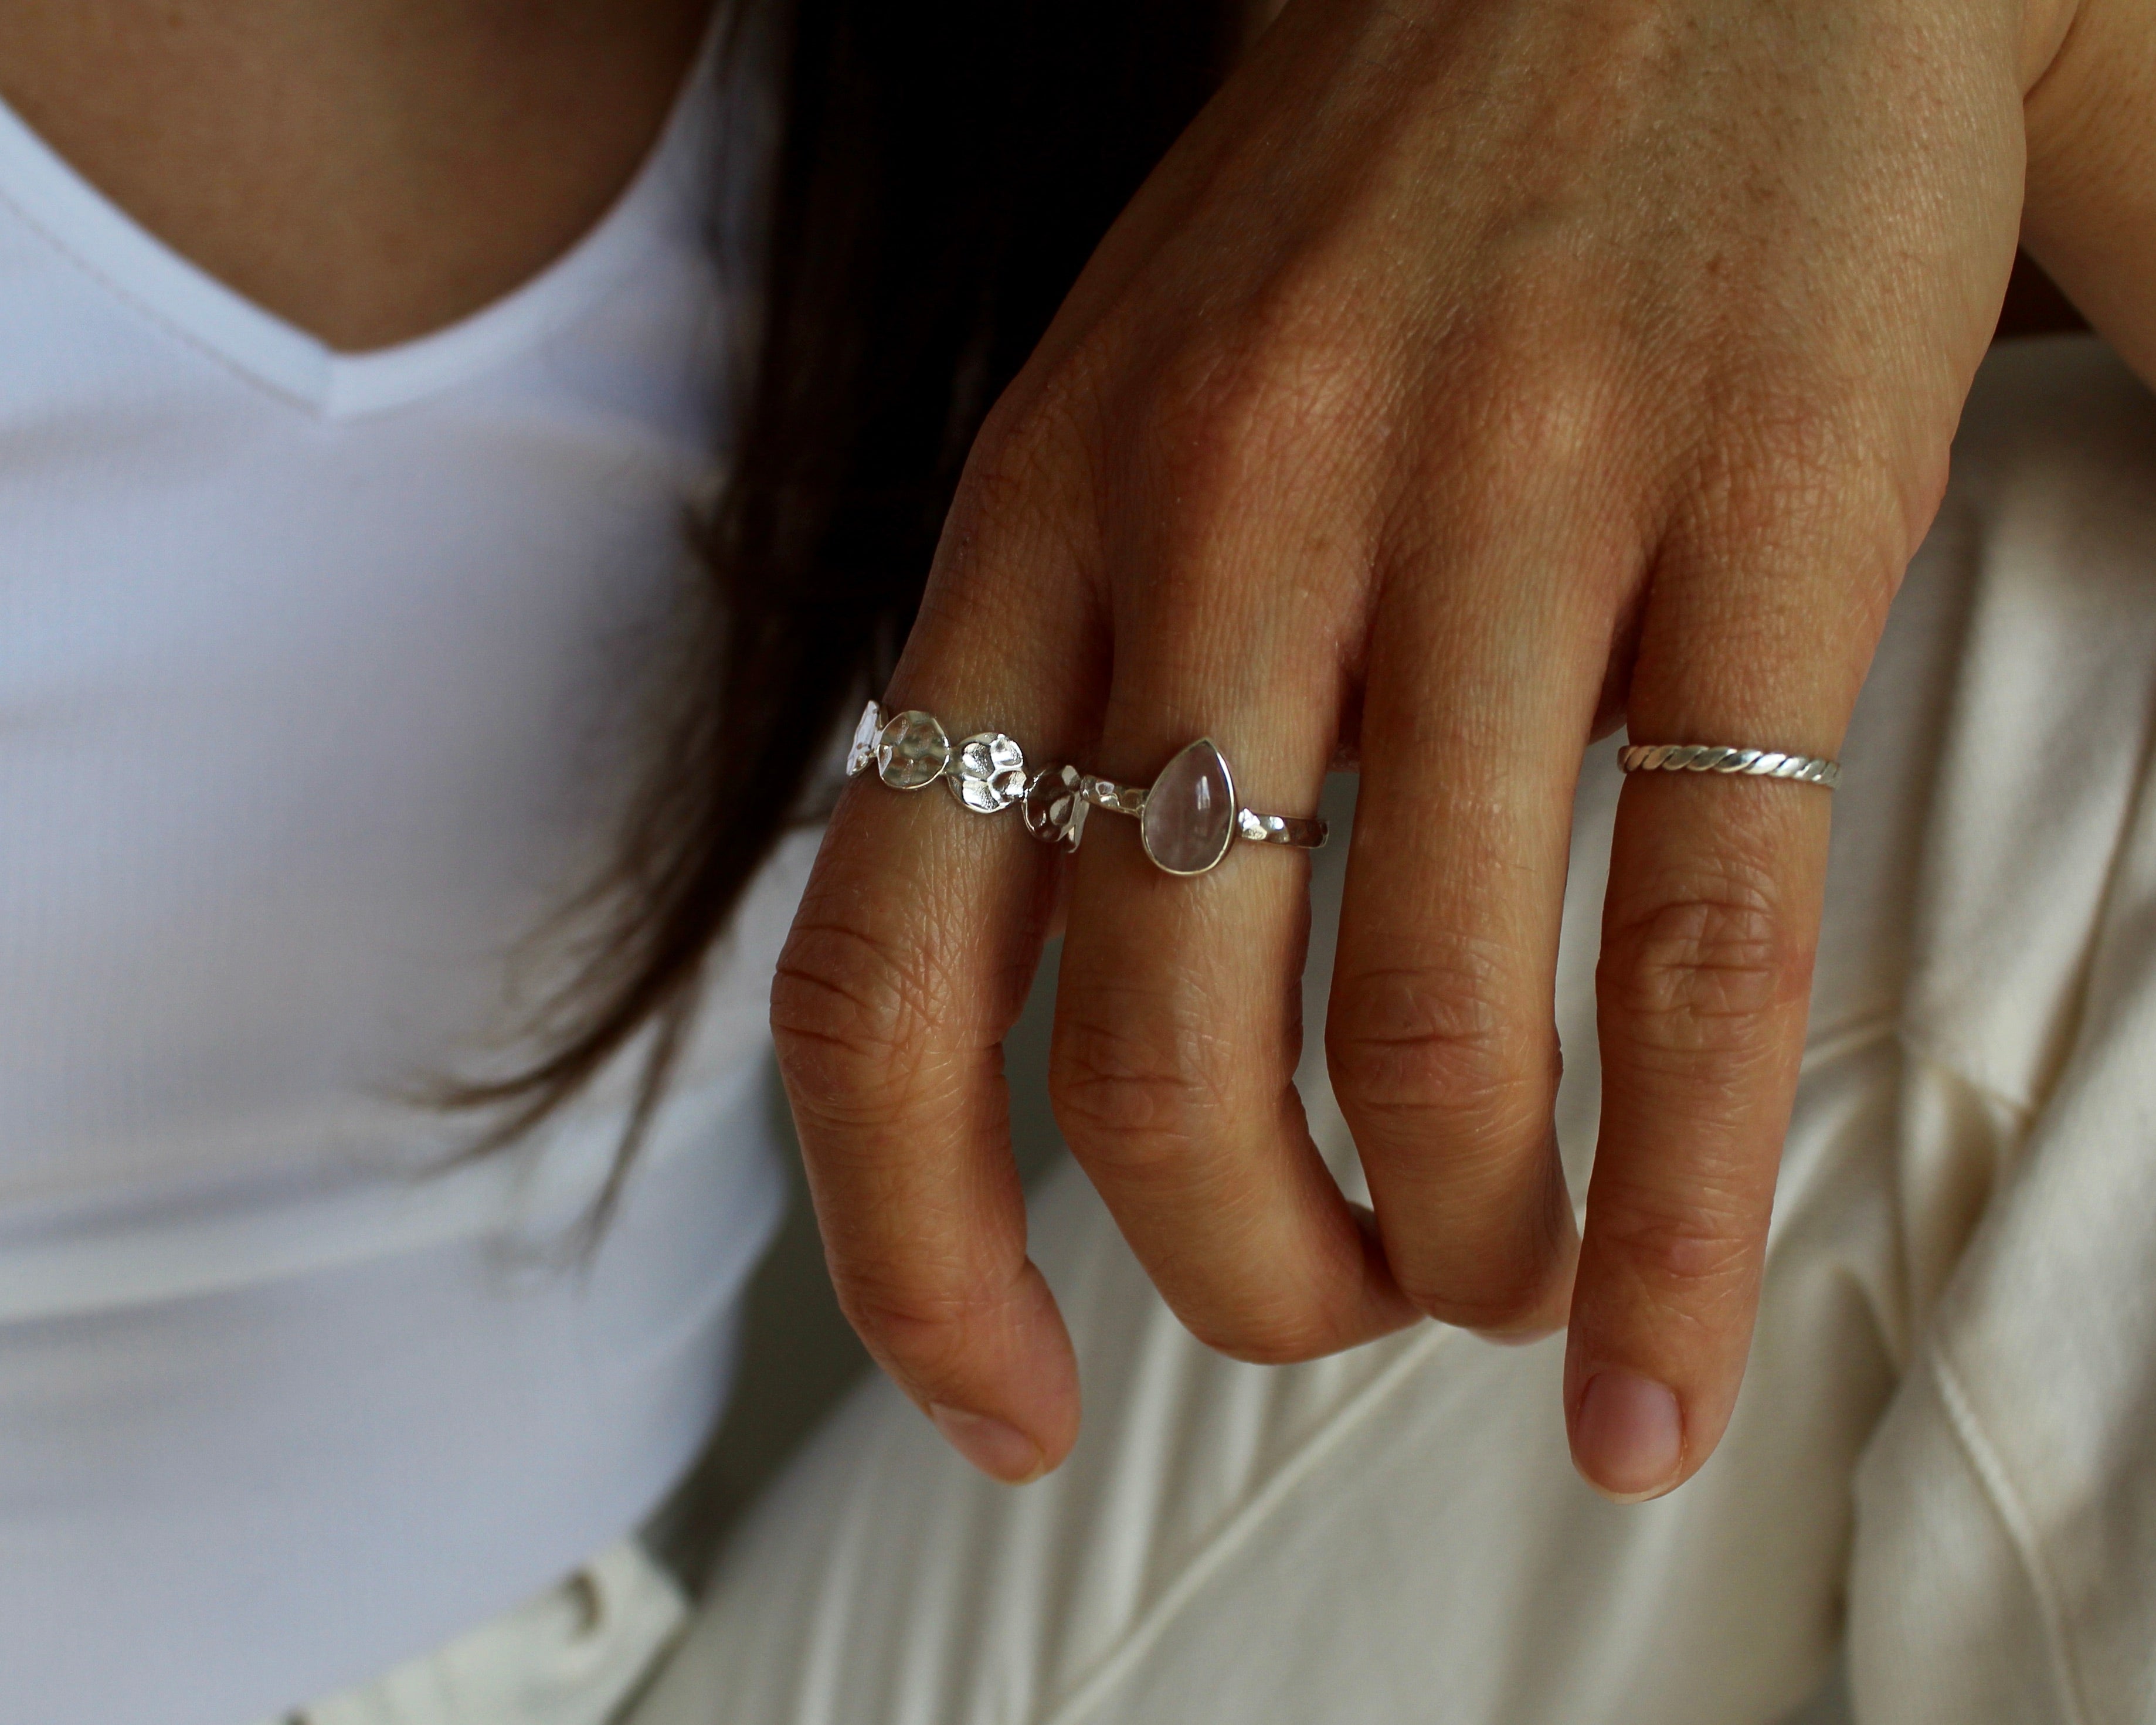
[0,39,812,1725]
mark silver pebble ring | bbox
[847,701,1326,876]
[1618,742,1841,789]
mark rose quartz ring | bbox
[1076,739,1326,875]
[846,702,1325,874]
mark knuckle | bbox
[1599,884,1811,1057]
[1326,946,1543,1147]
[1384,1175,1575,1333]
[1142,313,1379,510]
[1409,315,1645,559]
[1679,382,1908,599]
[1048,991,1229,1167]
[1438,276,1629,453]
[1701,376,1875,508]
[1186,1299,1357,1367]
[1592,1181,1761,1302]
[1396,1270,1554,1336]
[770,914,955,1126]
[828,1261,997,1383]
[967,372,1089,503]
[1464,344,1622,482]
[938,368,1105,585]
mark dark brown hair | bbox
[453,0,1237,1189]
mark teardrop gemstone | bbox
[1140,739,1237,875]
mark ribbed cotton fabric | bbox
[0,32,806,1725]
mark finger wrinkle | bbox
[1050,1002,1242,1158]
[1600,891,1814,1031]
[1583,1196,1764,1313]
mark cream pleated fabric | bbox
[626,337,2156,1725]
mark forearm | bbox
[2022,0,2156,380]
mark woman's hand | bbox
[773,0,2079,1498]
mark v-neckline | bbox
[0,27,719,421]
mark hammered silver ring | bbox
[846,701,1326,874]
[1075,738,1325,876]
[846,701,1090,849]
[1619,742,1841,789]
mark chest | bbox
[0,0,716,350]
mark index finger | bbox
[769,441,1102,1482]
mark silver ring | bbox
[1078,738,1326,876]
[1619,742,1841,789]
[846,704,1326,872]
[846,701,1089,849]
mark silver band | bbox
[847,702,1325,874]
[1619,742,1841,789]
[1078,738,1325,876]
[1076,775,1147,818]
[1075,777,1326,848]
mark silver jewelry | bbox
[846,701,1088,850]
[1078,738,1326,876]
[846,704,1323,872]
[1618,742,1841,789]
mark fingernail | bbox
[929,1405,1045,1484]
[1573,1370,1683,1501]
[1475,1320,1564,1347]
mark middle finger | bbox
[1048,445,1415,1363]
[1326,460,1634,1337]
